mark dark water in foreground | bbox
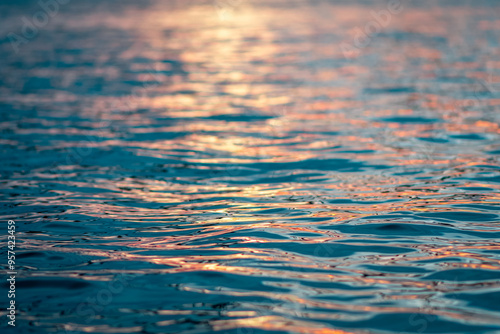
[1,0,500,333]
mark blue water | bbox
[1,0,500,333]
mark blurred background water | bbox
[1,0,500,333]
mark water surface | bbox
[1,0,500,333]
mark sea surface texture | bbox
[1,0,500,333]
